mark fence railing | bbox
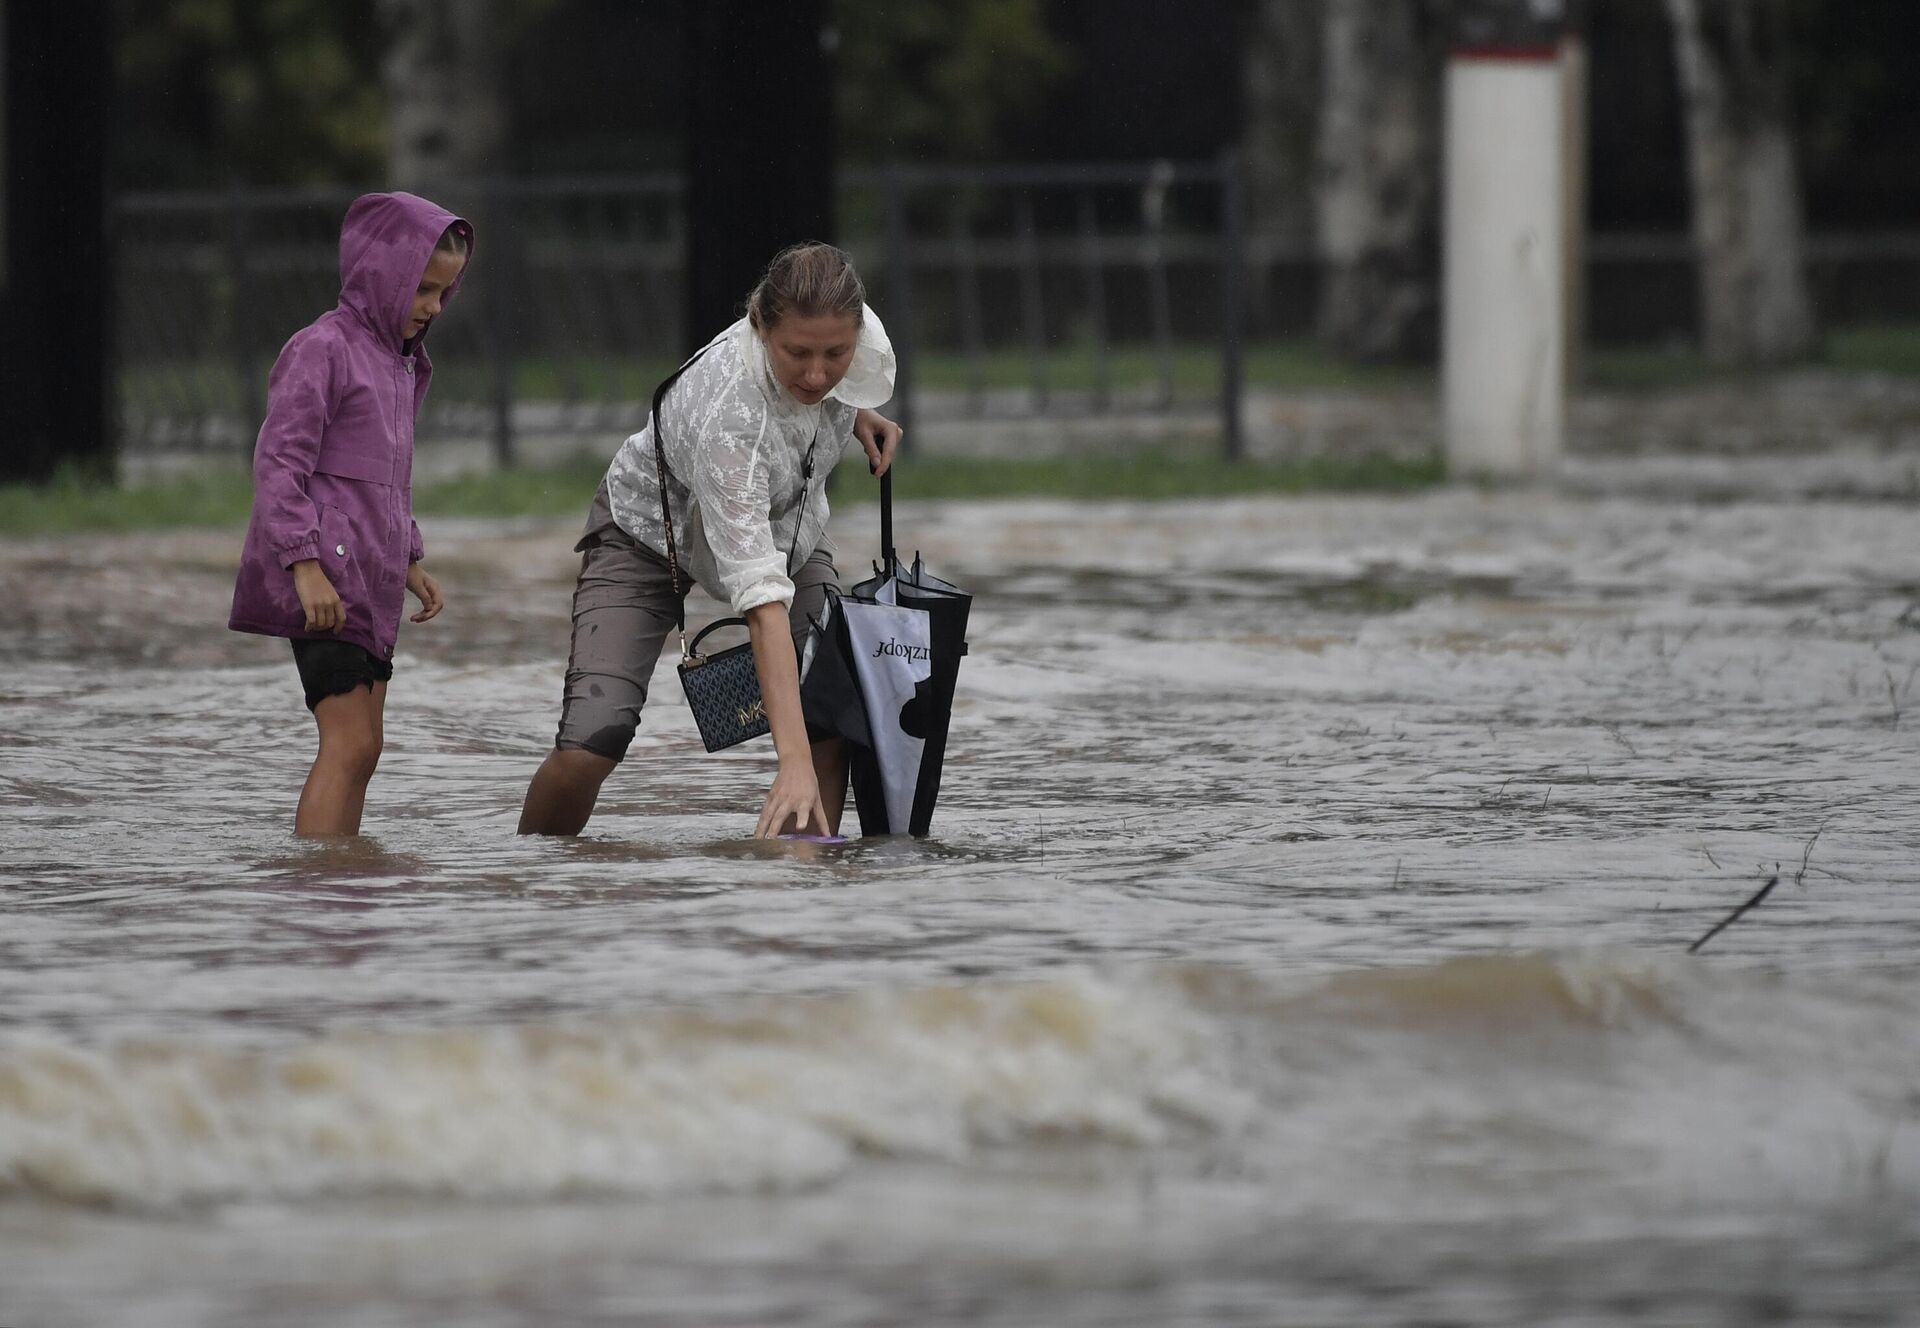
[112,163,1920,465]
[112,158,1251,463]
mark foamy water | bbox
[4,485,1919,1326]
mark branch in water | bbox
[1687,875,1780,955]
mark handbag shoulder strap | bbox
[650,344,715,647]
[652,339,822,655]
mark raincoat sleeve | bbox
[251,331,338,569]
[684,393,792,615]
[409,519,425,564]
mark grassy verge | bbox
[0,465,258,536]
[1585,324,1920,390]
[0,450,1445,537]
[21,323,1916,536]
[828,451,1444,502]
[1820,325,1920,377]
[411,456,611,519]
[123,326,1920,420]
[905,341,1431,394]
[122,339,1436,418]
[0,457,623,537]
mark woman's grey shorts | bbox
[553,485,838,762]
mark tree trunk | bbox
[1242,0,1323,261]
[1313,0,1442,361]
[379,0,506,189]
[2,0,113,483]
[1663,0,1814,364]
[683,0,834,348]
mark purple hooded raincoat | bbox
[228,192,472,661]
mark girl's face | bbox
[407,249,466,340]
[762,312,860,405]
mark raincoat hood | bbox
[731,303,897,412]
[829,304,896,409]
[337,191,473,355]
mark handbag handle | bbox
[684,615,749,662]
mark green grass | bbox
[0,458,618,537]
[1583,345,1720,391]
[119,326,1920,419]
[122,339,1433,418]
[1241,341,1432,391]
[1821,325,1920,377]
[122,358,684,417]
[0,449,1445,537]
[828,451,1444,502]
[430,358,681,403]
[0,464,258,536]
[410,455,612,519]
[1584,324,1920,390]
[908,341,1429,394]
[26,321,1919,536]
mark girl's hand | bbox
[291,560,345,633]
[853,408,902,477]
[406,563,444,623]
[755,759,828,840]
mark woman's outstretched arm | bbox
[745,601,828,838]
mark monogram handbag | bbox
[677,617,768,751]
[651,347,821,753]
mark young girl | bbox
[229,191,473,836]
[517,241,902,840]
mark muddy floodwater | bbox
[4,481,1919,1326]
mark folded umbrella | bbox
[801,471,971,836]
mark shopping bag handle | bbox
[880,467,895,569]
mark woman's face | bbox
[762,312,860,405]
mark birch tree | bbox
[1663,0,1814,364]
[1312,0,1442,361]
[1242,0,1323,262]
[379,0,507,188]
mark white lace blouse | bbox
[603,307,895,615]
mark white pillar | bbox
[1442,48,1565,477]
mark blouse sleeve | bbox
[680,363,794,615]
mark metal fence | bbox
[113,158,1251,464]
[113,162,1920,465]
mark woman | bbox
[517,242,901,839]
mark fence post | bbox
[483,177,516,469]
[883,162,916,445]
[227,181,261,453]
[950,197,986,417]
[1142,160,1176,411]
[1015,190,1049,412]
[1078,190,1111,413]
[1218,149,1247,462]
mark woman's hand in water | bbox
[744,600,829,838]
[291,560,345,633]
[756,760,829,840]
[406,562,445,623]
[854,408,902,477]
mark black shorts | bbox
[291,638,394,711]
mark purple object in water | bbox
[777,832,848,845]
